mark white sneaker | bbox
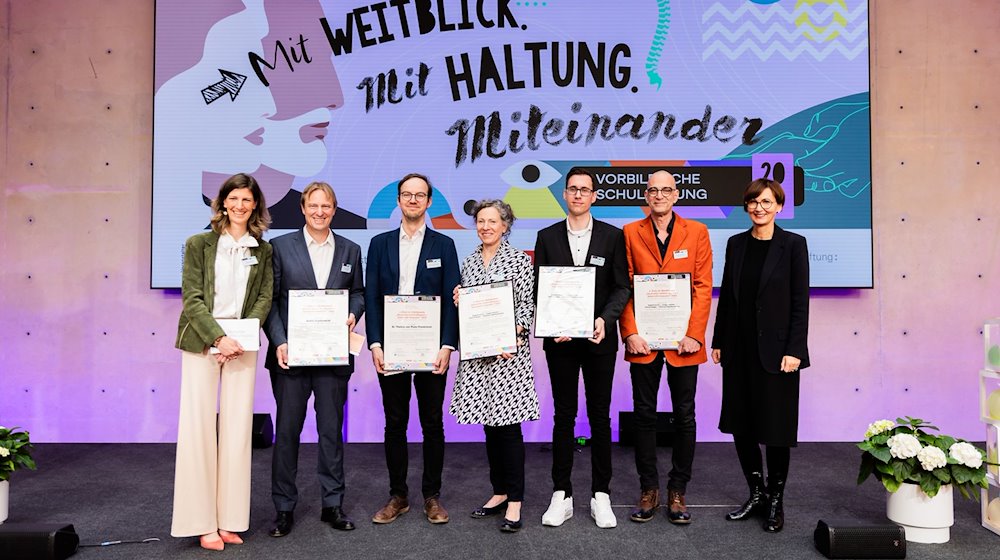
[541,491,574,526]
[590,492,617,528]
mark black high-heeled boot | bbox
[763,477,785,533]
[726,471,767,521]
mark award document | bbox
[210,318,260,354]
[287,289,350,366]
[633,273,692,350]
[534,266,596,338]
[383,295,441,372]
[457,281,517,361]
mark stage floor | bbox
[3,442,994,559]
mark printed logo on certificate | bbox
[383,295,440,372]
[633,273,691,351]
[287,289,350,366]
[534,266,596,338]
[457,281,518,361]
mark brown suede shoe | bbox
[424,496,450,524]
[667,489,691,524]
[372,496,410,524]
[629,489,659,522]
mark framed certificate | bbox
[210,318,260,354]
[534,266,596,338]
[457,281,517,361]
[633,273,692,350]
[383,295,441,372]
[287,289,350,366]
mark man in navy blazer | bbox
[264,182,365,537]
[534,167,631,529]
[365,173,460,525]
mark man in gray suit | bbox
[264,182,365,537]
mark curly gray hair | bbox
[471,199,516,237]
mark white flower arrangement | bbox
[858,417,992,499]
[0,425,36,482]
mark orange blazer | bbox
[619,213,713,366]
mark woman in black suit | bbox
[711,178,809,533]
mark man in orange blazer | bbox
[619,170,713,525]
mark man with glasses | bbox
[619,170,713,525]
[533,168,631,528]
[265,182,365,537]
[365,173,461,525]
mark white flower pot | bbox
[886,483,954,543]
[0,480,8,524]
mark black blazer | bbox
[711,225,810,373]
[533,218,631,355]
[264,229,365,375]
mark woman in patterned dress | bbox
[450,199,539,533]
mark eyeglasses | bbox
[645,187,677,198]
[747,199,774,210]
[565,187,594,196]
[399,192,428,201]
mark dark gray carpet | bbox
[2,442,994,559]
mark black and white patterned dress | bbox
[449,240,540,427]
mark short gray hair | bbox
[471,199,515,236]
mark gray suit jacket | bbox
[264,229,365,375]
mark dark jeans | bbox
[270,369,349,511]
[629,353,698,492]
[546,348,615,497]
[484,423,526,502]
[377,371,446,499]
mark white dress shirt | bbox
[398,223,426,295]
[566,215,593,267]
[213,231,259,319]
[305,227,335,289]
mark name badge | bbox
[241,256,258,266]
[341,263,353,273]
[426,258,442,269]
[589,255,606,267]
[673,249,688,259]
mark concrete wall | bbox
[1,0,997,443]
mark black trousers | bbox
[629,353,698,492]
[270,369,349,511]
[484,423,526,502]
[377,371,446,499]
[546,348,615,496]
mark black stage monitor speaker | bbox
[814,519,905,559]
[0,523,80,560]
[618,411,675,446]
[252,412,274,449]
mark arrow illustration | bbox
[201,69,248,104]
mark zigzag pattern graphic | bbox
[702,1,867,61]
[702,2,868,24]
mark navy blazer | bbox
[533,218,631,355]
[365,227,460,348]
[711,225,810,373]
[264,229,365,375]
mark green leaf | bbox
[891,460,913,482]
[883,477,902,493]
[869,447,892,463]
[919,476,941,497]
[951,464,974,484]
[933,468,951,483]
[875,461,895,476]
[858,454,875,484]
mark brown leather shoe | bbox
[667,489,691,524]
[424,496,450,524]
[629,489,659,522]
[372,496,410,524]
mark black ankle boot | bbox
[726,472,767,521]
[763,478,784,533]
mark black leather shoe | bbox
[763,477,785,533]
[726,472,767,521]
[471,500,509,519]
[321,506,356,531]
[499,518,522,533]
[269,511,294,537]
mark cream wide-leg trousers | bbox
[171,350,256,537]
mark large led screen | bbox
[153,0,872,288]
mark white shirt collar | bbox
[304,226,334,247]
[400,223,427,241]
[567,215,593,237]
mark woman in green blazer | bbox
[170,173,273,551]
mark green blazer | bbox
[175,231,274,353]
